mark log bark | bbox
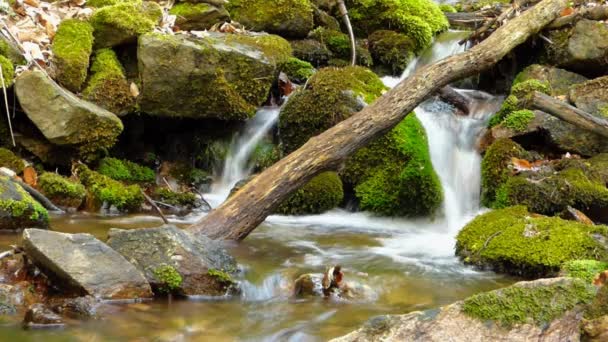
[437,86,471,116]
[446,11,497,30]
[527,91,608,138]
[189,0,568,241]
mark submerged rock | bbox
[49,296,98,320]
[22,229,153,300]
[332,278,596,342]
[0,285,18,315]
[107,225,237,296]
[15,70,123,157]
[23,303,64,329]
[0,176,48,230]
[137,32,291,120]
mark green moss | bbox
[153,264,183,294]
[38,172,86,208]
[87,0,141,8]
[83,49,134,115]
[0,56,14,86]
[470,0,510,10]
[0,176,48,225]
[225,0,314,38]
[562,260,608,283]
[599,105,608,118]
[251,140,281,171]
[309,27,350,56]
[290,39,332,67]
[168,163,210,188]
[0,38,26,66]
[368,30,414,76]
[91,2,162,48]
[462,278,596,327]
[455,206,608,276]
[480,139,526,207]
[97,157,156,184]
[502,109,535,132]
[0,148,24,173]
[488,95,520,128]
[170,2,229,30]
[276,172,343,215]
[76,164,144,212]
[510,79,551,99]
[225,33,292,65]
[170,2,210,17]
[207,268,233,283]
[51,19,94,92]
[279,66,386,153]
[152,188,197,207]
[439,4,457,12]
[280,57,315,83]
[342,114,442,217]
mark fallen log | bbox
[437,86,471,115]
[189,0,568,241]
[526,91,608,138]
[445,11,496,30]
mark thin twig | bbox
[0,67,15,147]
[337,0,356,66]
[162,177,174,191]
[141,189,169,224]
[191,187,212,211]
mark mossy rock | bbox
[510,79,551,99]
[83,49,135,115]
[290,39,332,67]
[480,138,526,207]
[51,19,94,92]
[0,36,27,66]
[439,4,457,12]
[167,162,211,188]
[250,139,281,172]
[368,30,415,76]
[37,172,86,209]
[226,0,314,38]
[278,66,386,153]
[76,164,144,212]
[512,64,587,97]
[275,172,343,215]
[280,57,315,83]
[308,27,373,67]
[0,148,24,173]
[97,157,155,184]
[0,176,49,230]
[170,3,230,31]
[0,56,14,87]
[345,0,448,51]
[152,188,197,208]
[87,0,141,8]
[341,114,443,217]
[91,2,163,48]
[455,206,608,277]
[561,260,608,283]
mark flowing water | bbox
[0,31,515,341]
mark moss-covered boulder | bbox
[15,70,123,158]
[83,49,135,115]
[342,114,443,217]
[368,30,414,76]
[76,164,144,212]
[170,3,230,31]
[455,206,608,277]
[226,0,314,38]
[91,2,163,48]
[280,57,315,83]
[0,176,48,230]
[290,39,332,67]
[480,138,527,207]
[0,148,24,174]
[37,173,86,209]
[86,0,141,8]
[97,157,155,184]
[51,19,94,92]
[276,172,343,215]
[561,260,608,283]
[138,32,291,120]
[513,64,588,97]
[569,76,608,117]
[345,0,448,51]
[278,66,385,153]
[308,27,373,67]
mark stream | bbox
[0,31,515,341]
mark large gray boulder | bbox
[22,229,152,300]
[0,176,48,230]
[569,76,608,116]
[137,32,291,120]
[15,70,123,155]
[107,225,237,296]
[332,278,595,342]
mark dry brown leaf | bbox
[23,166,37,187]
[45,21,56,40]
[23,0,40,7]
[511,157,532,171]
[130,82,140,97]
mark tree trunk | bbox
[189,0,568,241]
[527,91,608,138]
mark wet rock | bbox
[583,315,608,341]
[22,229,153,300]
[107,225,237,296]
[569,76,608,116]
[332,278,594,342]
[290,39,332,67]
[49,296,98,320]
[0,176,48,230]
[0,285,18,315]
[514,64,588,96]
[137,32,291,120]
[23,303,64,329]
[170,3,230,31]
[14,70,123,156]
[293,273,323,297]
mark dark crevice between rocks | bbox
[511,128,567,160]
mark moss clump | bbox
[279,66,386,153]
[0,176,49,228]
[83,49,134,115]
[152,188,197,207]
[276,172,344,215]
[462,278,596,327]
[153,264,183,294]
[167,163,210,188]
[225,33,293,66]
[207,268,233,283]
[562,260,608,283]
[0,38,26,66]
[290,39,332,67]
[510,79,551,99]
[51,19,94,92]
[480,138,526,207]
[342,114,443,217]
[368,30,414,76]
[87,0,140,8]
[439,4,457,12]
[225,0,314,38]
[502,109,535,132]
[37,172,86,209]
[0,148,24,173]
[0,56,14,86]
[77,164,144,212]
[97,157,156,184]
[251,140,281,172]
[280,57,315,83]
[455,206,608,276]
[488,95,520,128]
[91,2,162,48]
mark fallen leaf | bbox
[130,82,139,97]
[23,166,37,187]
[511,157,532,171]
